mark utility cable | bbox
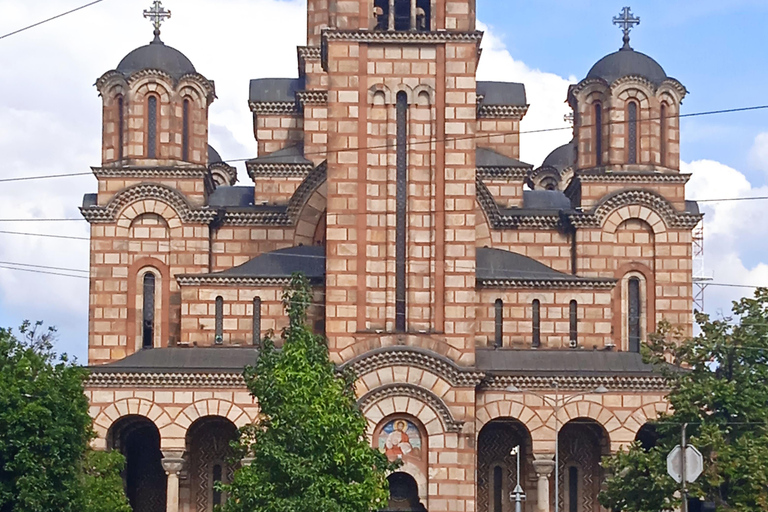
[0,0,106,41]
[0,230,89,241]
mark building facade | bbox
[83,2,699,511]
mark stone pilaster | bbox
[162,451,186,512]
[532,453,556,512]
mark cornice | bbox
[246,162,314,180]
[477,167,529,180]
[477,104,529,119]
[219,209,292,226]
[576,170,691,184]
[322,29,484,44]
[248,101,299,115]
[476,178,565,230]
[480,374,669,392]
[86,371,247,388]
[340,347,485,388]
[297,46,322,61]
[358,383,465,433]
[92,166,210,179]
[478,278,616,289]
[176,275,297,287]
[296,90,328,107]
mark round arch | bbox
[92,398,173,444]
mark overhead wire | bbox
[0,0,106,41]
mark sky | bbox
[0,0,766,361]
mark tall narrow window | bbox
[182,99,190,161]
[416,0,431,31]
[569,300,578,346]
[215,296,224,344]
[212,464,223,506]
[253,297,262,346]
[494,299,503,348]
[532,299,541,348]
[660,104,667,167]
[393,0,410,30]
[142,273,155,349]
[117,96,124,161]
[492,465,503,512]
[594,102,603,166]
[147,95,158,159]
[373,0,389,30]
[627,101,638,164]
[395,91,408,332]
[628,277,642,352]
[568,466,579,512]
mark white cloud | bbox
[476,21,576,167]
[748,132,768,176]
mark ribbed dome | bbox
[116,40,196,79]
[587,48,667,85]
[542,141,576,171]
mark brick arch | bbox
[475,200,492,247]
[393,462,429,503]
[354,365,454,402]
[393,83,414,104]
[555,400,623,440]
[368,83,393,104]
[339,333,465,365]
[475,398,550,442]
[176,79,214,106]
[115,198,184,238]
[626,400,672,434]
[92,398,173,443]
[293,180,327,246]
[130,76,173,102]
[360,384,461,435]
[602,205,666,235]
[575,82,610,103]
[615,85,652,108]
[413,84,434,105]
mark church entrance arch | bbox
[108,415,166,512]
[186,416,239,512]
[557,419,610,512]
[383,472,427,511]
[477,419,532,512]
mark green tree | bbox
[0,321,130,512]
[220,274,395,512]
[600,289,768,511]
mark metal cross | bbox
[143,1,171,40]
[613,6,640,50]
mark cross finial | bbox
[613,6,640,50]
[143,1,171,43]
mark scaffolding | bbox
[692,221,712,312]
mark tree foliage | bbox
[600,289,768,511]
[220,274,395,512]
[0,321,130,512]
[80,449,132,512]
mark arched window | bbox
[253,297,262,346]
[215,296,224,344]
[117,95,124,161]
[492,465,503,512]
[568,466,579,512]
[532,299,541,348]
[660,103,667,167]
[628,277,642,352]
[147,95,158,159]
[494,299,503,347]
[182,98,190,161]
[569,300,578,346]
[212,464,223,506]
[594,102,602,166]
[395,91,408,332]
[627,101,638,164]
[142,273,155,349]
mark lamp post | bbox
[505,382,609,512]
[510,445,526,512]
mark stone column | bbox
[162,452,186,512]
[532,453,556,512]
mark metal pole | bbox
[682,423,688,512]
[554,381,559,512]
[515,447,522,512]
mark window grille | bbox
[142,273,155,349]
[494,299,503,347]
[395,91,408,332]
[569,300,578,346]
[147,96,158,158]
[628,102,638,164]
[532,299,541,347]
[628,277,641,352]
[215,296,224,344]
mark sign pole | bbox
[681,423,688,512]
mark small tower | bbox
[95,1,215,168]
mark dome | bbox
[116,40,196,79]
[208,145,223,165]
[586,48,667,85]
[542,140,576,171]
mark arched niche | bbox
[185,416,239,512]
[477,419,533,512]
[373,415,429,507]
[557,418,610,512]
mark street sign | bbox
[667,444,704,484]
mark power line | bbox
[0,0,106,41]
[0,261,89,274]
[0,230,89,241]
[696,196,768,204]
[0,219,85,222]
[0,265,87,280]
[0,172,91,183]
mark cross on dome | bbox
[613,6,640,50]
[143,0,172,43]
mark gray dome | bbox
[117,40,196,79]
[542,141,576,171]
[587,48,667,85]
[208,145,223,164]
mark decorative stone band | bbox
[297,46,322,62]
[477,167,530,180]
[358,383,465,433]
[248,101,299,115]
[175,275,308,287]
[286,161,328,220]
[91,166,211,179]
[86,371,247,388]
[569,75,687,100]
[476,179,564,230]
[219,210,292,226]
[246,162,314,180]
[481,374,669,392]
[95,69,216,101]
[339,346,485,388]
[478,278,617,289]
[296,90,328,107]
[477,104,530,119]
[576,170,692,183]
[209,162,239,185]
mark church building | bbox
[83,2,699,511]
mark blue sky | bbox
[0,0,766,360]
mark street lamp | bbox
[509,445,526,512]
[505,382,608,512]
